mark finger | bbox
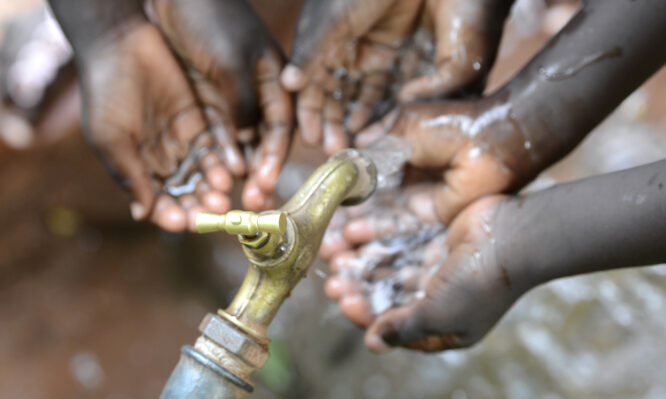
[406,187,439,224]
[319,229,352,261]
[297,83,325,146]
[95,133,155,221]
[393,266,423,292]
[200,152,233,193]
[330,251,358,274]
[340,294,375,328]
[203,191,232,214]
[237,127,256,144]
[151,194,187,232]
[354,108,401,148]
[281,1,349,90]
[399,64,473,102]
[346,73,388,133]
[242,175,272,211]
[364,302,429,352]
[323,96,349,156]
[179,194,205,232]
[343,211,421,245]
[325,277,362,301]
[255,53,293,193]
[434,148,514,224]
[194,179,231,214]
[205,107,246,177]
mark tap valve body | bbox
[160,149,377,399]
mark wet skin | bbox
[49,0,293,231]
[49,0,210,232]
[153,0,293,212]
[323,0,666,351]
[281,0,513,155]
[354,0,666,225]
[355,160,666,353]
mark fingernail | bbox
[281,65,305,90]
[258,155,280,184]
[130,202,147,220]
[366,333,392,353]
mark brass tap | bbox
[160,150,377,399]
[195,211,287,236]
[197,149,377,336]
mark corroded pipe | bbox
[160,149,377,398]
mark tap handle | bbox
[195,210,287,236]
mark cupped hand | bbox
[79,19,218,232]
[282,0,511,156]
[326,193,526,353]
[355,98,539,225]
[398,0,512,102]
[153,0,293,211]
[281,0,425,155]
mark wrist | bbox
[492,195,546,293]
[51,1,147,63]
[76,16,149,67]
[472,95,545,185]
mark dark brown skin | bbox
[48,0,293,231]
[281,0,512,155]
[399,0,513,101]
[152,0,293,211]
[364,160,666,353]
[49,0,211,232]
[356,0,666,225]
[324,0,666,352]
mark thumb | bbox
[282,0,391,91]
[399,0,472,102]
[281,0,348,91]
[433,146,516,225]
[366,299,462,353]
[365,302,427,352]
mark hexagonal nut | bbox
[199,313,269,369]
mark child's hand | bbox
[365,195,522,352]
[398,0,511,102]
[153,0,293,211]
[356,99,540,224]
[326,193,525,352]
[281,0,424,154]
[281,0,510,154]
[79,20,210,232]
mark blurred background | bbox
[1,0,666,398]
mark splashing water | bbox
[360,135,413,190]
[337,217,446,315]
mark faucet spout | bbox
[226,149,377,335]
[160,149,377,399]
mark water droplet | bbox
[70,351,104,391]
[469,147,482,159]
[333,67,347,79]
[313,268,327,279]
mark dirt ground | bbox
[1,1,666,398]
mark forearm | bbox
[48,0,145,58]
[496,160,666,289]
[491,0,666,172]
